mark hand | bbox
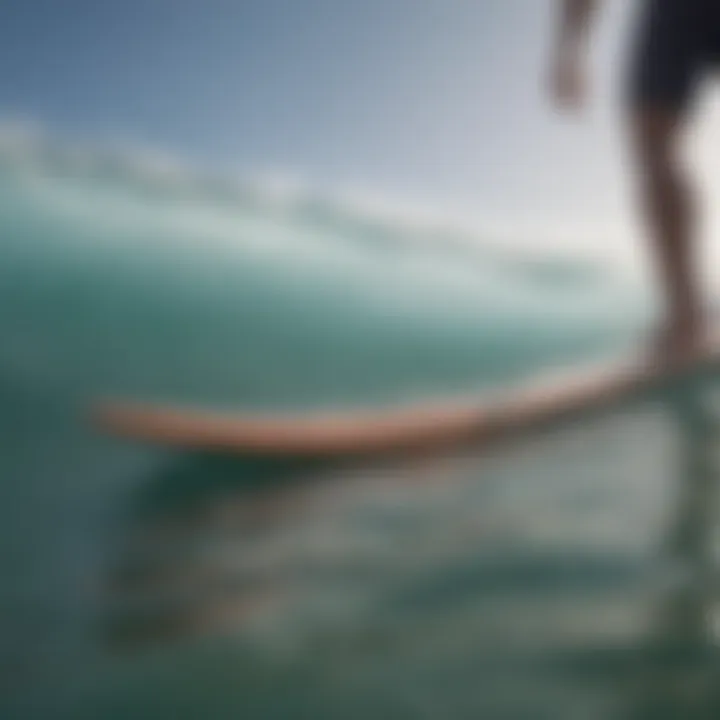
[549,48,587,111]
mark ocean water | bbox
[1,133,717,719]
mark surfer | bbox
[550,0,718,365]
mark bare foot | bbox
[651,320,707,371]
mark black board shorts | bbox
[629,0,720,111]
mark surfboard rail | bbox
[91,340,720,459]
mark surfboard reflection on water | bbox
[102,455,324,649]
[102,449,464,650]
[624,380,720,719]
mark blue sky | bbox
[2,0,720,268]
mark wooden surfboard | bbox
[92,340,720,459]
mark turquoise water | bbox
[1,135,717,719]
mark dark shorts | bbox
[628,0,720,111]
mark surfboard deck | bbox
[92,341,720,459]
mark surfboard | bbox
[92,341,720,459]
